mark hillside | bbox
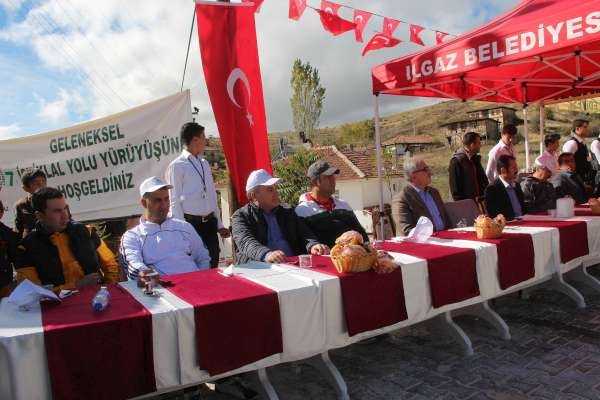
[271,99,600,201]
[269,99,589,149]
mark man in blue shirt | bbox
[392,157,451,236]
[231,169,329,264]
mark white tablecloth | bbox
[1,215,598,399]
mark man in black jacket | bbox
[231,169,329,265]
[0,200,18,297]
[449,132,488,201]
[484,155,525,220]
[554,152,588,204]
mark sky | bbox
[0,0,520,139]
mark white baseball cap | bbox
[245,169,280,192]
[139,176,172,197]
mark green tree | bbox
[273,150,319,206]
[338,120,374,145]
[290,59,326,140]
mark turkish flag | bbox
[353,9,371,42]
[289,0,307,21]
[242,0,264,12]
[435,30,448,44]
[410,24,425,46]
[196,2,272,205]
[361,33,401,56]
[317,2,355,36]
[382,17,400,37]
[321,0,340,15]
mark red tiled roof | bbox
[310,146,403,180]
[382,134,435,146]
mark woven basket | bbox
[331,252,377,273]
[590,203,600,215]
[475,223,504,239]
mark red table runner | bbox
[575,209,595,216]
[376,241,479,308]
[508,220,589,263]
[41,284,156,400]
[434,231,535,290]
[164,269,283,375]
[311,255,407,336]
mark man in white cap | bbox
[520,159,557,213]
[231,169,329,264]
[296,160,368,247]
[120,176,210,280]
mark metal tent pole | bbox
[374,94,385,240]
[539,102,545,156]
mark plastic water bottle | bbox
[91,286,110,312]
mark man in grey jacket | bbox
[231,169,329,264]
[392,157,451,236]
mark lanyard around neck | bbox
[187,156,207,192]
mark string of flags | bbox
[243,0,455,56]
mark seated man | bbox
[232,169,329,264]
[484,155,525,220]
[554,152,588,204]
[15,187,119,292]
[392,157,450,236]
[121,176,210,280]
[520,160,557,213]
[295,160,368,247]
[0,200,19,297]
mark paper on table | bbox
[220,264,235,277]
[406,216,434,243]
[8,279,60,308]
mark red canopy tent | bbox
[369,0,600,234]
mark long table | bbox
[2,213,600,400]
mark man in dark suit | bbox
[392,157,451,236]
[484,155,525,220]
[449,131,488,201]
[554,152,588,204]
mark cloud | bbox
[0,123,20,139]
[36,88,79,123]
[0,0,520,136]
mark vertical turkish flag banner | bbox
[382,17,400,37]
[242,0,264,13]
[362,33,401,56]
[435,30,448,44]
[289,0,307,21]
[353,9,371,42]
[196,1,272,205]
[410,24,425,46]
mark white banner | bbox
[0,91,192,227]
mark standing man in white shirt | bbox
[165,122,230,268]
[562,118,594,186]
[121,176,211,280]
[486,124,517,183]
[535,133,561,184]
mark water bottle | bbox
[91,286,110,312]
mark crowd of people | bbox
[0,118,597,298]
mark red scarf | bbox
[306,193,335,212]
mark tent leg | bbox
[539,102,545,156]
[523,105,530,171]
[374,94,385,240]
